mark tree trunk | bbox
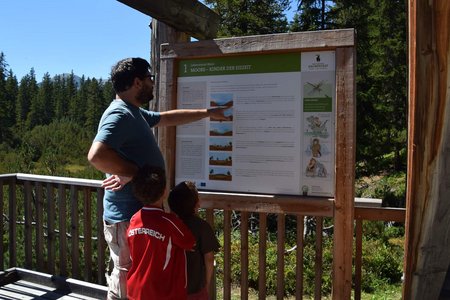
[403,1,450,299]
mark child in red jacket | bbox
[127,165,195,300]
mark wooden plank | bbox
[153,20,189,188]
[8,179,16,267]
[70,186,80,279]
[355,207,405,222]
[296,215,304,300]
[0,180,3,269]
[83,188,92,282]
[314,217,323,300]
[0,179,4,270]
[200,192,334,216]
[332,46,356,300]
[258,213,267,300]
[354,197,382,208]
[200,194,375,216]
[158,38,177,188]
[35,182,44,270]
[117,0,219,40]
[58,184,67,276]
[160,29,356,59]
[15,173,101,188]
[46,183,55,274]
[354,219,363,300]
[0,267,108,299]
[403,1,450,299]
[240,211,249,300]
[205,208,214,226]
[204,208,216,298]
[150,19,189,111]
[276,214,285,300]
[24,181,32,269]
[96,188,106,285]
[223,210,231,300]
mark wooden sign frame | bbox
[158,29,356,299]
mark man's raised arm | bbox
[157,107,228,127]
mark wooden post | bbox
[151,19,189,110]
[333,46,356,300]
[403,1,450,299]
[151,19,189,187]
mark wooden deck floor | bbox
[0,268,107,299]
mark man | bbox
[87,57,226,300]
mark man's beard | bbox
[136,85,154,105]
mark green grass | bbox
[360,284,402,299]
[217,284,402,299]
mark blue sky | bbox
[0,0,295,81]
[0,0,152,80]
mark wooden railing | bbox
[0,173,406,299]
[0,173,106,285]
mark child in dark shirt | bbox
[127,166,195,300]
[168,181,220,300]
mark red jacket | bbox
[127,206,195,300]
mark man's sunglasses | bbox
[144,74,155,81]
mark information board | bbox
[175,51,336,197]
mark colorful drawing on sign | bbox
[305,138,331,158]
[209,152,232,166]
[210,123,233,136]
[305,115,329,138]
[209,138,233,151]
[304,80,332,98]
[209,167,232,181]
[305,158,327,178]
[210,93,234,107]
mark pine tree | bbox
[367,0,407,172]
[65,72,78,119]
[26,73,53,128]
[16,69,38,132]
[70,75,87,124]
[102,79,115,107]
[2,70,19,144]
[204,0,290,37]
[84,78,104,135]
[333,0,407,174]
[290,0,335,31]
[0,53,8,143]
[53,75,66,120]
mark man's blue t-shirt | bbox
[94,99,165,223]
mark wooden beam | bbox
[354,207,405,222]
[116,0,219,40]
[403,1,450,299]
[151,20,189,108]
[160,29,356,59]
[333,46,356,300]
[151,20,189,190]
[198,192,334,217]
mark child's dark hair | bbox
[132,165,166,205]
[168,181,198,220]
